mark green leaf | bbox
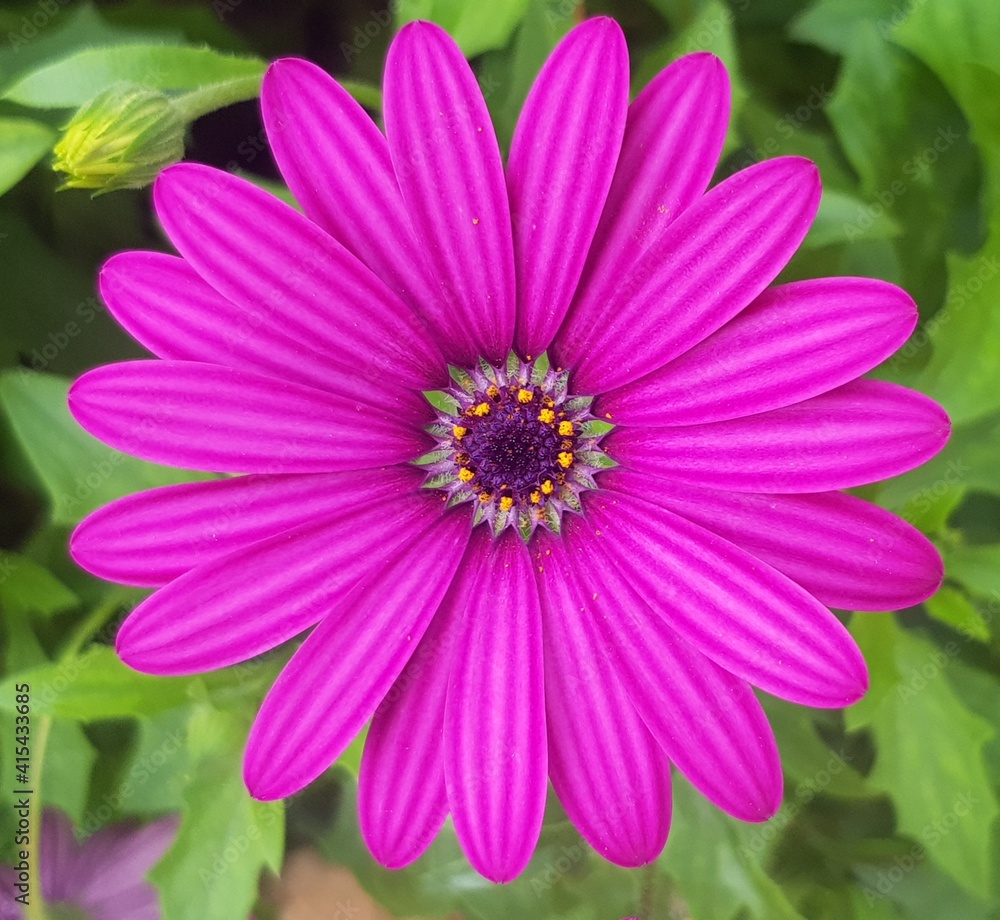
[918,223,1000,426]
[151,705,283,920]
[848,617,999,898]
[0,118,55,197]
[394,0,530,58]
[4,43,265,109]
[804,188,902,249]
[42,719,97,825]
[0,552,77,617]
[0,646,201,721]
[0,371,213,525]
[663,778,808,920]
[924,585,991,642]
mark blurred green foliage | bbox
[0,1,999,918]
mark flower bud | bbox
[53,83,185,193]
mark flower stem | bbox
[171,74,263,123]
[26,588,134,920]
[23,714,52,920]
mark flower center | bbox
[417,353,615,540]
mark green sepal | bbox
[505,350,521,379]
[478,357,498,383]
[518,510,534,542]
[472,501,488,527]
[446,490,474,509]
[492,507,509,538]
[530,351,550,384]
[564,395,594,412]
[542,503,561,534]
[413,449,451,466]
[425,422,453,438]
[448,365,477,395]
[421,471,458,490]
[579,449,618,469]
[422,390,462,416]
[573,469,599,492]
[579,419,615,437]
[551,371,569,401]
[561,489,582,514]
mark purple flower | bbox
[0,810,176,920]
[68,18,948,882]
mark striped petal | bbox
[607,471,943,611]
[559,519,782,821]
[260,59,463,354]
[573,53,730,329]
[359,549,471,868]
[445,531,546,883]
[608,380,950,493]
[71,466,422,587]
[69,361,426,474]
[99,251,424,416]
[245,513,469,800]
[585,489,869,708]
[115,488,442,675]
[508,17,629,355]
[556,157,821,393]
[384,21,516,364]
[601,277,918,426]
[153,163,443,388]
[535,533,671,865]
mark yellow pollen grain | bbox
[557,451,574,469]
[530,490,542,504]
[458,468,475,483]
[473,402,491,416]
[452,425,467,439]
[541,480,555,495]
[472,217,480,225]
[517,388,534,404]
[487,385,500,400]
[538,408,555,424]
[499,496,514,512]
[479,492,492,503]
[558,421,574,437]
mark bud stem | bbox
[171,74,264,123]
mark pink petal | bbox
[601,277,918,426]
[74,816,178,904]
[69,360,426,474]
[260,59,463,355]
[584,489,869,708]
[573,53,730,333]
[607,379,950,493]
[534,533,671,865]
[560,519,783,821]
[115,486,441,675]
[359,552,471,868]
[445,531,546,882]
[384,21,516,365]
[71,466,422,587]
[556,157,822,393]
[607,471,943,611]
[99,251,424,416]
[508,17,629,355]
[153,163,444,389]
[245,513,470,800]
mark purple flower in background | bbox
[0,810,176,919]
[68,18,948,882]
